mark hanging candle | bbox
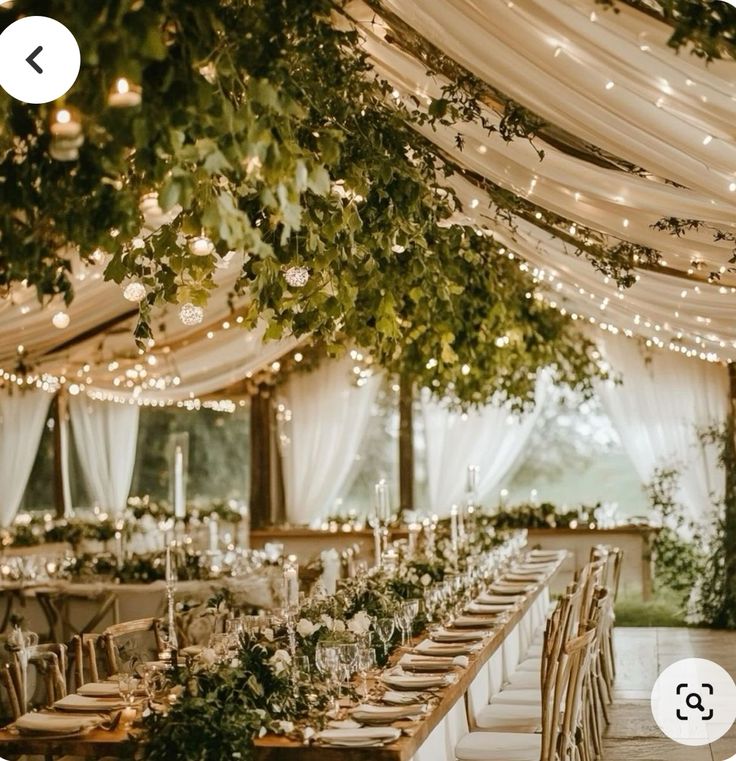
[179,303,204,326]
[123,282,146,303]
[108,77,142,107]
[284,266,309,288]
[50,108,82,138]
[188,235,215,257]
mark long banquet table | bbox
[0,552,562,760]
[253,554,563,761]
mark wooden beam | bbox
[250,386,274,529]
[398,374,414,515]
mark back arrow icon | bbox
[25,45,43,74]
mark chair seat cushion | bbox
[475,702,542,733]
[517,658,542,672]
[456,731,542,761]
[505,670,540,690]
[490,688,541,706]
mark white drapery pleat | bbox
[0,391,52,526]
[279,358,382,526]
[598,337,728,524]
[421,379,548,517]
[69,397,140,515]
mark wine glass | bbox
[315,643,340,711]
[395,607,413,647]
[335,642,359,698]
[356,646,377,697]
[374,617,395,657]
[292,655,311,686]
[118,672,138,707]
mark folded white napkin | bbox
[399,653,468,670]
[316,726,401,746]
[465,602,510,615]
[504,572,545,582]
[489,583,533,594]
[54,693,126,712]
[476,594,522,606]
[381,689,424,705]
[15,711,102,736]
[77,681,121,697]
[430,628,488,643]
[450,614,499,628]
[350,703,426,722]
[413,639,478,657]
[381,668,453,690]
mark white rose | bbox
[277,720,295,734]
[420,574,432,586]
[320,614,333,629]
[263,627,275,642]
[333,619,346,633]
[296,618,320,638]
[269,649,292,676]
[347,610,372,636]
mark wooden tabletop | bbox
[0,722,134,758]
[253,556,563,761]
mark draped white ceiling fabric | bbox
[278,358,382,525]
[68,397,140,515]
[348,0,736,365]
[0,391,51,526]
[421,379,548,517]
[598,336,729,524]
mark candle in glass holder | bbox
[450,505,459,552]
[173,446,185,519]
[407,522,421,558]
[466,465,479,496]
[108,77,142,107]
[374,480,390,524]
[165,545,174,584]
[208,516,219,553]
[373,522,382,568]
[283,561,299,608]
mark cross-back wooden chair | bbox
[101,618,163,675]
[5,643,68,714]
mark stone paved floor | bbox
[605,628,736,760]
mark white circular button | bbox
[651,658,736,746]
[0,16,80,104]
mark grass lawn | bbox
[614,588,688,627]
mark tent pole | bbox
[249,385,274,530]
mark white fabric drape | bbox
[421,379,548,517]
[0,391,52,526]
[598,337,729,523]
[69,397,140,515]
[279,358,382,526]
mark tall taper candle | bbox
[165,545,173,584]
[173,446,185,519]
[450,505,459,552]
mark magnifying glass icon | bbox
[686,693,705,712]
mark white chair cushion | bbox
[475,702,542,733]
[504,670,540,690]
[490,688,541,706]
[517,658,542,672]
[455,731,542,761]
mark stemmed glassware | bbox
[315,643,340,712]
[374,617,395,657]
[356,646,377,697]
[395,605,413,646]
[335,642,359,698]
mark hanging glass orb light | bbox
[284,266,310,288]
[52,311,70,329]
[189,235,215,257]
[179,303,204,326]
[123,282,146,303]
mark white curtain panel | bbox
[279,357,381,526]
[69,397,140,514]
[421,378,548,517]
[598,337,729,524]
[0,391,52,526]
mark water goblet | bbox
[374,617,395,657]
